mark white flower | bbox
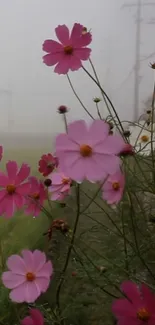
[129,125,155,156]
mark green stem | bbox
[67,74,94,119]
[56,184,80,312]
[82,65,125,134]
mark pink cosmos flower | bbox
[101,169,125,205]
[48,171,71,201]
[21,308,44,325]
[42,23,92,74]
[112,280,155,325]
[2,249,53,303]
[55,120,126,182]
[38,153,58,177]
[25,177,47,217]
[0,161,31,218]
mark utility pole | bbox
[122,1,155,122]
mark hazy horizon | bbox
[0,0,155,136]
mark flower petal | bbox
[7,254,26,274]
[70,23,83,41]
[30,309,44,325]
[33,250,46,272]
[55,24,70,44]
[93,153,121,175]
[36,261,53,278]
[0,172,9,186]
[69,55,82,71]
[2,271,25,289]
[74,47,91,60]
[85,157,106,181]
[141,283,155,313]
[56,133,79,151]
[67,120,88,144]
[49,172,63,184]
[17,182,31,196]
[6,161,18,181]
[21,316,33,325]
[21,250,34,271]
[0,189,7,201]
[121,281,141,306]
[88,120,110,145]
[94,135,125,154]
[10,281,40,303]
[15,163,30,185]
[76,33,92,47]
[35,277,51,294]
[112,298,136,317]
[43,52,63,66]
[42,39,63,53]
[14,193,25,209]
[3,196,15,218]
[54,55,71,74]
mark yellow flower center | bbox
[137,308,150,321]
[141,135,149,143]
[64,45,73,55]
[112,182,120,191]
[80,144,93,157]
[6,184,16,194]
[62,177,70,185]
[26,272,35,282]
[32,192,40,200]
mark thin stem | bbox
[127,192,155,281]
[89,58,112,117]
[121,207,129,275]
[95,102,102,119]
[56,184,80,312]
[150,81,155,183]
[63,113,68,133]
[72,246,119,299]
[67,74,94,119]
[82,65,125,134]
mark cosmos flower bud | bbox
[58,105,68,114]
[149,62,155,69]
[93,97,102,103]
[120,143,134,156]
[123,130,131,138]
[44,178,52,187]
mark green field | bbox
[1,149,155,325]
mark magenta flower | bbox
[0,161,31,217]
[21,308,44,325]
[112,281,155,325]
[2,250,53,303]
[25,177,47,217]
[55,120,125,182]
[48,171,71,201]
[42,23,92,74]
[38,153,58,177]
[101,169,125,204]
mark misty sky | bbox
[0,0,155,133]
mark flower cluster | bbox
[1,22,155,324]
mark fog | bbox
[0,0,155,139]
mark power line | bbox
[122,0,155,121]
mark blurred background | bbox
[0,0,155,148]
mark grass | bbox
[1,150,155,324]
